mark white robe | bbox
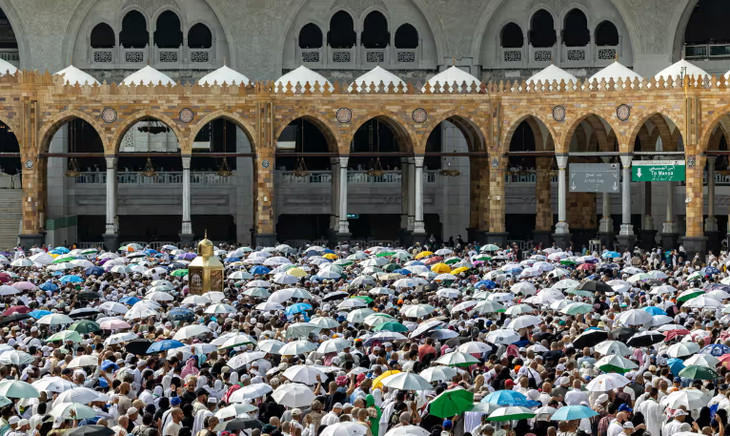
[192,409,213,436]
[635,399,662,436]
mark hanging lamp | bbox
[216,121,232,177]
[293,119,310,177]
[65,120,81,177]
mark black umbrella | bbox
[610,327,637,342]
[124,339,152,355]
[65,426,114,436]
[0,312,30,325]
[218,419,264,431]
[577,280,612,294]
[69,308,101,318]
[77,291,100,301]
[627,331,665,347]
[415,283,437,293]
[323,291,348,302]
[572,329,608,349]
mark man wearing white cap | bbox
[635,387,662,436]
[192,397,217,436]
[321,403,342,426]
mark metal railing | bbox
[279,170,438,184]
[505,170,558,183]
[74,171,234,185]
[685,44,730,59]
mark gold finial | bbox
[70,54,73,65]
[551,57,554,65]
[205,229,208,239]
[615,51,618,62]
[451,57,456,67]
[223,57,227,66]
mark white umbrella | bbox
[99,302,128,314]
[310,317,339,329]
[661,389,710,409]
[381,371,432,391]
[485,329,520,345]
[49,403,96,419]
[0,350,33,366]
[666,342,700,358]
[472,300,505,314]
[124,306,159,320]
[37,314,74,326]
[400,304,435,318]
[384,426,430,436]
[227,384,273,403]
[320,422,369,436]
[434,351,480,367]
[286,322,320,339]
[279,340,318,355]
[346,309,375,324]
[256,301,285,311]
[586,373,630,391]
[684,354,720,367]
[509,315,542,329]
[317,338,351,354]
[510,282,536,295]
[594,341,632,356]
[104,332,137,345]
[214,403,259,420]
[256,339,285,354]
[67,355,98,368]
[282,365,326,385]
[32,376,76,393]
[204,303,237,314]
[227,351,267,370]
[0,380,39,398]
[271,383,316,407]
[173,325,211,341]
[216,334,258,349]
[338,299,367,309]
[684,295,722,308]
[419,366,458,383]
[458,341,491,354]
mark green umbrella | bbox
[376,251,395,258]
[53,256,76,264]
[444,257,461,265]
[382,263,399,272]
[333,259,354,266]
[677,289,705,302]
[560,259,577,266]
[487,406,537,422]
[352,296,373,304]
[560,302,593,315]
[69,320,101,334]
[567,289,594,298]
[428,387,474,418]
[473,254,491,262]
[46,330,83,343]
[0,380,39,399]
[171,269,189,277]
[595,354,638,374]
[679,365,719,380]
[482,244,500,252]
[373,322,409,333]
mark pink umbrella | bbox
[100,319,132,330]
[12,281,37,291]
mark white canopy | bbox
[54,65,100,86]
[349,66,405,93]
[423,66,481,92]
[0,59,16,76]
[198,65,250,86]
[655,59,708,81]
[275,66,332,92]
[527,65,577,86]
[588,61,642,89]
[122,65,175,86]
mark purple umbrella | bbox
[177,253,196,260]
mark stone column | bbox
[705,156,721,254]
[254,150,276,247]
[180,155,194,248]
[412,156,426,241]
[598,157,615,249]
[552,154,570,248]
[400,158,409,229]
[533,157,553,248]
[616,155,636,251]
[638,180,657,250]
[407,158,415,232]
[336,156,350,239]
[102,156,119,251]
[330,158,340,233]
[19,157,44,249]
[660,181,679,249]
[487,155,509,247]
[683,154,707,258]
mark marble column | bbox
[413,156,426,237]
[330,158,340,232]
[400,158,409,229]
[102,156,118,251]
[180,156,194,247]
[553,154,570,247]
[616,155,636,251]
[337,156,350,237]
[660,181,678,249]
[705,156,721,254]
[407,158,415,231]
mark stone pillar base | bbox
[485,232,509,248]
[411,232,428,246]
[598,232,615,251]
[102,233,119,252]
[254,233,277,248]
[552,233,571,249]
[532,230,552,250]
[569,229,598,251]
[638,229,658,251]
[681,236,707,260]
[335,232,351,243]
[473,230,489,245]
[660,233,679,251]
[705,230,722,255]
[19,234,43,250]
[616,234,637,252]
[179,233,195,249]
[466,227,478,244]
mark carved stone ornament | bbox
[412,108,428,123]
[101,108,117,123]
[24,159,33,169]
[336,108,352,123]
[179,108,195,123]
[616,104,631,121]
[687,156,696,168]
[262,159,270,169]
[552,105,566,122]
[491,157,500,169]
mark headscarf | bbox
[181,358,199,378]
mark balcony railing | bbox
[74,171,235,185]
[505,170,558,183]
[279,170,438,184]
[295,43,422,69]
[0,49,19,63]
[685,44,730,60]
[86,45,216,69]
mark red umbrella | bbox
[0,273,10,283]
[719,354,730,368]
[3,305,30,316]
[577,263,595,271]
[424,256,444,265]
[663,329,690,342]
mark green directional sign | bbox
[632,160,685,182]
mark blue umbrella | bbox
[643,306,667,316]
[703,266,720,276]
[49,247,70,255]
[120,296,140,305]
[475,280,496,289]
[52,271,64,276]
[39,282,58,292]
[85,266,105,276]
[323,249,335,254]
[101,360,119,372]
[224,257,241,264]
[407,261,424,266]
[551,405,599,421]
[29,310,52,319]
[60,275,83,284]
[602,251,621,259]
[144,249,158,255]
[284,303,312,316]
[667,358,685,376]
[169,308,195,321]
[146,340,185,354]
[483,390,529,406]
[250,266,270,275]
[701,344,730,357]
[392,269,411,275]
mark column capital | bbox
[555,154,568,169]
[338,156,348,167]
[182,155,192,169]
[708,155,718,164]
[330,157,340,166]
[620,154,633,168]
[414,155,424,167]
[105,156,117,168]
[601,156,612,164]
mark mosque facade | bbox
[0,0,728,257]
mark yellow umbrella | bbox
[49,253,59,258]
[373,370,401,389]
[431,263,451,273]
[323,253,338,260]
[451,267,469,275]
[287,267,307,278]
[415,251,434,260]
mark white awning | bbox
[349,66,405,92]
[275,66,332,92]
[423,66,481,92]
[655,59,708,81]
[54,65,100,86]
[198,65,250,86]
[122,65,175,86]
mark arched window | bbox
[299,23,323,49]
[501,23,524,48]
[563,9,589,46]
[529,9,556,47]
[394,24,418,49]
[0,9,18,50]
[327,11,355,48]
[595,21,619,46]
[120,11,148,48]
[154,10,182,48]
[188,23,212,48]
[361,11,389,48]
[91,23,115,48]
[685,0,730,45]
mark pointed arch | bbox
[626,109,684,153]
[189,110,257,153]
[111,111,185,154]
[424,111,488,152]
[38,110,108,155]
[274,112,339,153]
[559,112,619,154]
[348,111,415,154]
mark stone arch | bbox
[559,112,619,154]
[38,110,108,155]
[188,110,257,153]
[348,111,416,154]
[0,0,28,68]
[560,7,592,47]
[529,8,558,48]
[425,110,488,152]
[670,0,700,60]
[626,109,684,153]
[501,112,558,155]
[274,112,340,153]
[699,106,730,152]
[708,124,727,152]
[111,111,186,154]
